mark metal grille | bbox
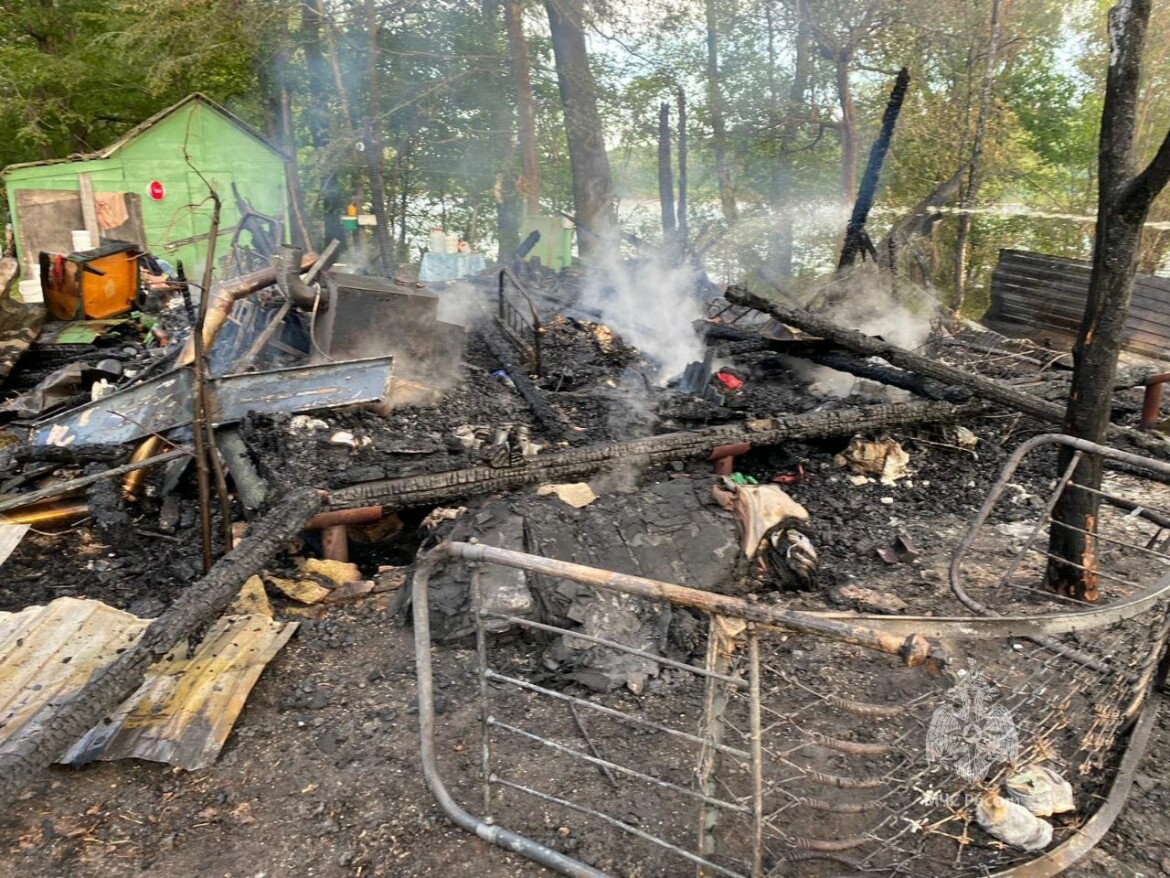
[498,267,543,376]
[413,434,1170,877]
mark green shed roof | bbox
[1,94,284,179]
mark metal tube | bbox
[483,612,747,686]
[305,505,383,530]
[0,449,189,515]
[748,629,764,878]
[320,524,348,562]
[3,503,89,526]
[1140,373,1170,430]
[456,543,932,665]
[484,671,751,759]
[411,544,611,878]
[472,566,493,817]
[122,435,163,500]
[492,777,747,878]
[490,719,749,813]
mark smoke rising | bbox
[577,238,706,382]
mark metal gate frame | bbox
[412,434,1170,877]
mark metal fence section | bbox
[412,434,1170,877]
[498,267,543,376]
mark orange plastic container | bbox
[43,243,141,321]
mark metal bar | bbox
[0,449,189,514]
[483,671,752,759]
[1047,517,1170,562]
[748,628,764,878]
[490,719,748,813]
[1140,373,1170,430]
[472,565,494,816]
[410,545,611,878]
[458,544,933,665]
[994,450,1083,590]
[492,777,747,878]
[568,702,619,789]
[483,612,747,686]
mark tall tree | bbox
[544,0,616,254]
[658,102,677,242]
[505,0,541,217]
[952,0,1002,313]
[363,0,396,272]
[705,0,739,223]
[1047,0,1170,601]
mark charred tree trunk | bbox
[705,0,739,224]
[677,87,690,248]
[838,68,910,271]
[1047,0,1170,601]
[953,0,1001,314]
[506,0,541,218]
[658,103,677,243]
[544,0,615,257]
[0,489,322,801]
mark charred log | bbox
[328,399,985,511]
[478,323,568,440]
[724,286,1170,457]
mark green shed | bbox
[2,94,288,281]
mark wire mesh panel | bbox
[412,434,1170,878]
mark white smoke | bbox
[577,236,706,382]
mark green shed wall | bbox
[3,99,288,279]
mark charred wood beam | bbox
[328,399,985,511]
[0,449,189,515]
[478,323,568,440]
[10,444,129,465]
[839,68,910,271]
[0,488,322,801]
[804,350,973,403]
[724,286,1170,457]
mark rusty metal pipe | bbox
[441,541,934,666]
[122,436,164,500]
[4,502,89,526]
[1140,373,1170,430]
[305,505,383,562]
[176,253,316,367]
[710,441,751,476]
[305,505,383,530]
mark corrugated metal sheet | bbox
[987,249,1170,361]
[0,597,296,771]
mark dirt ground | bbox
[4,409,1170,878]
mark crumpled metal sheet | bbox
[0,521,31,568]
[33,355,393,446]
[0,598,296,771]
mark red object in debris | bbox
[715,371,744,391]
[148,180,166,201]
[772,464,807,485]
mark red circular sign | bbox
[148,180,165,201]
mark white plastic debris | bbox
[975,793,1053,851]
[1006,765,1075,817]
[289,415,329,432]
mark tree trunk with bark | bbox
[677,87,690,248]
[705,0,739,223]
[1047,0,1170,601]
[772,5,812,278]
[304,2,349,251]
[506,0,540,218]
[658,103,677,243]
[363,0,396,273]
[834,51,858,204]
[544,0,615,256]
[953,0,1001,314]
